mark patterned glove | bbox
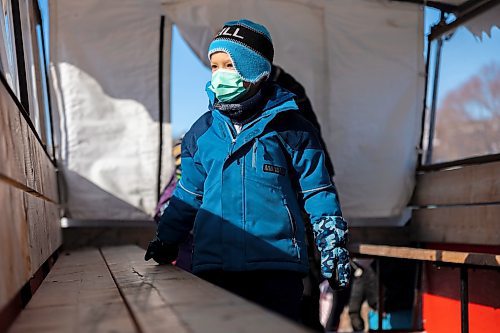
[144,237,179,265]
[327,247,351,290]
[312,216,351,289]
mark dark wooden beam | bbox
[429,0,500,40]
[419,153,500,172]
[391,0,459,12]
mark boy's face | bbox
[210,52,235,72]
[210,52,251,88]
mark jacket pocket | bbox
[246,135,289,190]
[244,194,302,264]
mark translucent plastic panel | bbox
[429,25,500,163]
[0,0,20,95]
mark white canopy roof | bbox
[48,0,498,225]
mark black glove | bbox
[144,237,179,265]
[328,275,350,291]
[328,269,349,291]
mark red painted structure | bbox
[422,244,500,332]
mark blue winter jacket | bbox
[157,82,349,284]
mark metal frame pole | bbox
[11,0,30,113]
[157,15,166,202]
[35,1,57,163]
[377,259,384,331]
[423,36,442,165]
[460,267,469,333]
[412,261,423,330]
[417,32,433,168]
[424,13,446,165]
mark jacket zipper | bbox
[283,199,300,260]
[241,148,246,258]
[224,122,236,148]
[221,122,236,226]
[252,139,258,169]
[242,156,245,213]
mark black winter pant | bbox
[325,287,351,331]
[197,270,304,322]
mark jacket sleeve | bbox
[290,128,350,286]
[156,137,206,245]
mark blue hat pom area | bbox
[208,19,273,83]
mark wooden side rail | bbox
[410,160,500,247]
[349,243,500,268]
[9,245,311,333]
[349,243,499,333]
[0,71,60,331]
[410,205,500,246]
[413,160,500,207]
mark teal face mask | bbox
[209,69,248,103]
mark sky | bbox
[39,0,49,62]
[425,8,500,110]
[170,7,500,137]
[170,26,211,137]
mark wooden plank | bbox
[0,181,61,314]
[25,192,61,275]
[0,82,26,187]
[0,183,31,313]
[9,249,138,333]
[413,161,500,206]
[350,244,500,267]
[101,245,311,333]
[21,118,38,194]
[40,146,58,202]
[0,78,57,203]
[411,205,500,245]
[0,76,60,316]
[20,108,58,202]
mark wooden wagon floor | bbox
[9,245,311,333]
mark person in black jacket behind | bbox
[270,64,335,331]
[270,65,335,177]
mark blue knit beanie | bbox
[208,19,274,83]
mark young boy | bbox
[145,19,350,321]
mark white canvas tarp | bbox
[163,0,425,222]
[50,0,172,220]
[50,0,426,224]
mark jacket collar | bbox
[207,81,298,153]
